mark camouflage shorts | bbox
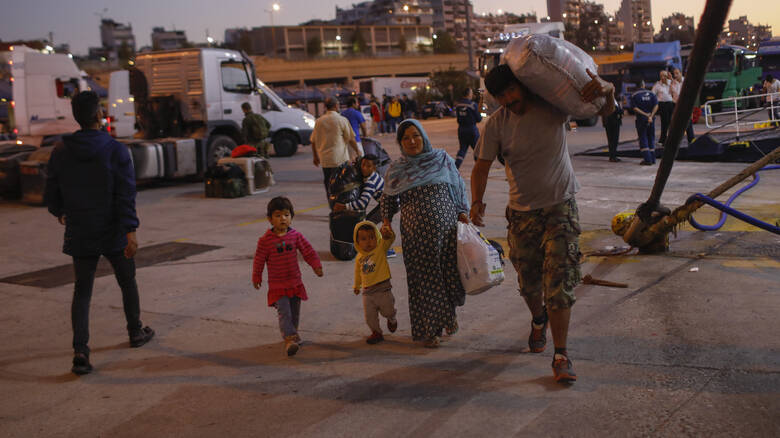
[505,198,582,310]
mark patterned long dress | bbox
[382,183,465,341]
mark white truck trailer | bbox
[5,45,85,140]
[355,76,430,98]
[112,48,315,169]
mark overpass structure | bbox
[252,54,469,86]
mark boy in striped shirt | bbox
[253,197,323,356]
[333,154,396,257]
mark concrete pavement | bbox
[0,117,778,437]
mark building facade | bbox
[721,16,772,50]
[430,0,475,50]
[654,13,694,43]
[617,0,653,46]
[603,15,625,51]
[335,0,434,26]
[237,24,434,60]
[99,19,135,59]
[151,27,188,51]
[332,0,478,51]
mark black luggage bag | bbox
[327,162,364,260]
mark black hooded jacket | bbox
[45,129,139,256]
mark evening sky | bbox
[0,0,774,55]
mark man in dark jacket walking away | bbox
[454,88,482,169]
[241,102,271,158]
[45,91,154,375]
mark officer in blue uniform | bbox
[454,88,483,169]
[630,81,659,165]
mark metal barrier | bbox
[703,92,779,137]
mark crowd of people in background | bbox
[367,93,422,136]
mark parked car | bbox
[421,101,452,119]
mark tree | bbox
[576,5,607,51]
[429,67,477,106]
[397,34,407,54]
[655,29,694,45]
[351,27,368,54]
[433,31,457,54]
[307,36,322,57]
[413,87,442,109]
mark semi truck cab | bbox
[109,48,313,163]
[701,45,762,111]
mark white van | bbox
[255,79,315,156]
[107,70,135,138]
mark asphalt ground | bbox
[0,115,778,437]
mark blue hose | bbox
[688,165,780,234]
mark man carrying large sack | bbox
[470,63,615,384]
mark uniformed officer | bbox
[603,90,623,162]
[630,81,659,165]
[454,88,482,169]
[241,102,272,158]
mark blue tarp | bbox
[273,88,298,102]
[271,87,326,103]
[294,88,326,101]
[632,41,681,67]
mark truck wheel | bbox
[273,131,299,157]
[207,135,237,168]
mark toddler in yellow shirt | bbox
[353,221,398,344]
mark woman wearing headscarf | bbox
[380,119,469,348]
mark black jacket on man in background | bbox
[45,129,139,256]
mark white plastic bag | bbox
[457,223,505,295]
[502,34,605,118]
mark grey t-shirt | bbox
[475,99,580,212]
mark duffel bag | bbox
[502,34,605,119]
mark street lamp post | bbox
[266,2,280,26]
[265,3,281,57]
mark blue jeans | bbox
[636,118,656,163]
[72,252,142,354]
[274,296,301,338]
[387,117,398,133]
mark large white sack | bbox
[502,34,605,118]
[457,222,504,295]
